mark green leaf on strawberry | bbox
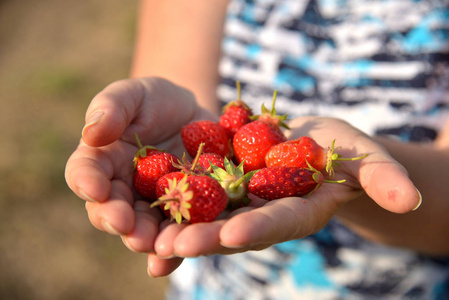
[208,158,256,208]
[325,139,369,177]
[251,90,290,130]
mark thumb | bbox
[358,152,422,214]
[82,79,141,147]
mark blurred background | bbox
[0,0,169,299]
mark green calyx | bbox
[306,159,346,196]
[325,139,369,178]
[133,133,164,169]
[208,158,256,207]
[251,90,290,130]
[150,175,193,224]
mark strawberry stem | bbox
[236,81,241,101]
[271,90,278,113]
[134,133,143,149]
[190,143,205,172]
[150,197,180,208]
[323,178,346,184]
[325,139,369,177]
[333,153,369,162]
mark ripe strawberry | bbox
[219,81,253,138]
[233,121,287,173]
[155,171,186,199]
[172,143,225,175]
[133,134,179,201]
[265,137,368,177]
[181,120,232,159]
[152,174,228,224]
[248,166,324,200]
[232,90,289,173]
[197,152,225,172]
[155,171,186,218]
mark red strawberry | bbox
[265,137,368,177]
[233,121,287,173]
[172,143,225,175]
[248,166,324,200]
[219,81,253,138]
[133,134,179,201]
[155,171,186,218]
[232,90,289,173]
[181,120,232,159]
[155,171,186,199]
[197,153,225,172]
[152,174,228,224]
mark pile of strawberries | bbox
[133,83,367,224]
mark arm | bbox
[130,0,229,114]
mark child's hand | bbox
[65,77,216,276]
[150,116,421,270]
[66,79,421,278]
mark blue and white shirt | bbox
[167,0,449,299]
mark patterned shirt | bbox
[167,0,449,299]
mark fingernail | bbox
[412,188,422,211]
[156,254,176,259]
[79,189,98,203]
[172,252,185,258]
[121,236,137,252]
[101,220,121,235]
[82,111,104,136]
[219,242,245,249]
[147,266,155,278]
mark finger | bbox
[147,253,184,278]
[82,79,142,147]
[121,200,164,253]
[219,195,337,249]
[82,78,201,148]
[287,117,421,214]
[174,219,272,257]
[357,152,421,213]
[173,221,226,257]
[85,179,135,235]
[154,220,188,258]
[65,145,114,203]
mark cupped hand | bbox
[65,79,422,278]
[151,116,422,273]
[65,77,216,276]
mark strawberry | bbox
[181,120,232,159]
[248,166,324,200]
[133,134,179,201]
[172,143,225,175]
[265,137,368,177]
[155,171,186,218]
[233,120,287,173]
[232,91,288,172]
[155,171,186,199]
[197,152,225,172]
[218,81,253,138]
[152,174,228,224]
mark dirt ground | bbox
[0,0,169,299]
